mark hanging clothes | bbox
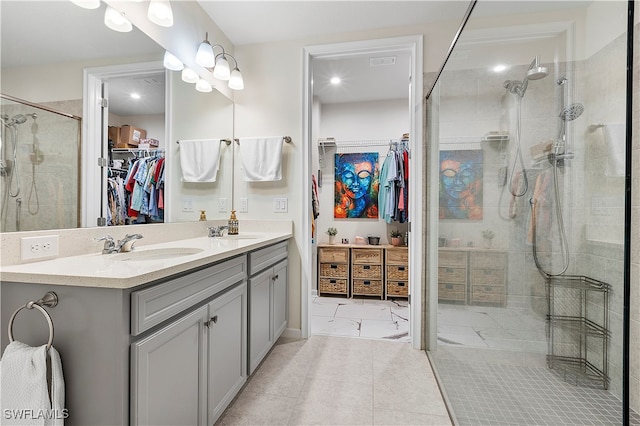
[378,138,410,224]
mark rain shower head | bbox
[526,56,548,80]
[559,103,584,122]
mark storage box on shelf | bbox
[469,251,507,305]
[385,246,409,299]
[318,245,350,297]
[120,125,147,147]
[437,248,507,306]
[351,247,384,299]
[438,249,468,303]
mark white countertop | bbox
[0,232,291,289]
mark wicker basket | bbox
[352,279,382,296]
[320,263,348,278]
[387,281,408,297]
[319,278,348,294]
[387,265,408,280]
[352,264,382,279]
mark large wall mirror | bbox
[0,1,234,232]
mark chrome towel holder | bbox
[8,291,58,351]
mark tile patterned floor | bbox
[217,335,452,425]
[311,296,410,341]
[433,304,640,425]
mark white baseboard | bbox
[281,328,302,339]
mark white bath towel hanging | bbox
[179,139,222,182]
[239,137,284,181]
[0,341,65,425]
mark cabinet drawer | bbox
[249,241,288,275]
[438,283,466,301]
[387,281,409,297]
[386,248,409,264]
[438,250,467,267]
[318,247,349,263]
[352,264,382,279]
[352,248,383,264]
[352,279,383,296]
[470,269,505,285]
[319,263,348,278]
[470,252,505,270]
[131,256,247,336]
[471,285,505,304]
[438,267,467,284]
[319,278,348,294]
[387,265,408,281]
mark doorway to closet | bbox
[302,36,424,348]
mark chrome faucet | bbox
[208,226,229,238]
[96,234,143,254]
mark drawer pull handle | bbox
[446,268,453,273]
[330,280,337,284]
[398,282,405,287]
[205,315,218,327]
[446,284,453,289]
[398,266,406,271]
[330,264,338,269]
[272,274,279,281]
[363,265,371,270]
[364,281,371,285]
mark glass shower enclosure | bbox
[0,95,81,232]
[426,1,635,424]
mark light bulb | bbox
[228,68,244,90]
[213,55,230,81]
[104,6,132,33]
[70,0,100,9]
[196,79,213,93]
[147,0,173,27]
[181,68,199,84]
[196,41,216,68]
[163,51,183,71]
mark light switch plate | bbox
[239,198,248,213]
[273,197,288,213]
[182,198,194,212]
[218,198,228,213]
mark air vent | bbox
[134,77,163,85]
[369,56,396,67]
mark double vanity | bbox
[0,223,292,425]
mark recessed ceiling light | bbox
[130,93,141,100]
[493,64,507,73]
[330,76,341,85]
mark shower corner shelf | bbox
[546,275,610,389]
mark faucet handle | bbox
[95,235,114,242]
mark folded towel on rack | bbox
[1,341,65,425]
[239,137,284,181]
[179,139,221,182]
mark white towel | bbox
[603,123,625,177]
[239,137,284,181]
[0,342,65,426]
[179,139,221,182]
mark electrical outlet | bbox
[21,235,59,261]
[218,198,228,213]
[239,198,248,213]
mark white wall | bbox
[314,99,409,245]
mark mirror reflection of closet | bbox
[106,72,166,226]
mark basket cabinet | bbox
[317,246,350,297]
[385,246,409,299]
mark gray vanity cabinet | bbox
[248,241,289,374]
[130,255,248,426]
[130,305,209,425]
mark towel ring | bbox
[8,292,57,352]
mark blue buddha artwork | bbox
[439,150,483,220]
[334,153,379,219]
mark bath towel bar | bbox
[7,291,58,351]
[234,136,292,144]
[176,139,232,146]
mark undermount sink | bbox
[113,247,204,261]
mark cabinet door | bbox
[249,268,273,374]
[131,306,208,426]
[272,260,288,341]
[208,282,248,425]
